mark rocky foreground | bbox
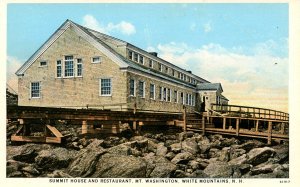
[6,130,289,178]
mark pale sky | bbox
[6,3,288,112]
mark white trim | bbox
[150,83,155,100]
[99,78,112,96]
[91,56,101,64]
[30,81,41,99]
[127,45,209,83]
[138,81,145,98]
[126,68,197,91]
[129,79,136,97]
[16,21,71,75]
[71,23,129,68]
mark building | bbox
[16,20,228,113]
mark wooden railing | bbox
[211,103,289,121]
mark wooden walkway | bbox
[184,104,289,144]
[7,104,289,144]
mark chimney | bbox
[187,70,192,74]
[149,52,158,57]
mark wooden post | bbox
[267,121,272,145]
[223,117,226,130]
[82,120,87,134]
[133,102,137,114]
[236,119,240,136]
[202,114,205,135]
[280,123,285,134]
[183,105,187,132]
[133,121,137,131]
[44,119,51,136]
[255,120,259,132]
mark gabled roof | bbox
[16,19,209,86]
[16,20,128,76]
[196,83,223,92]
[220,94,229,101]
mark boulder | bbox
[203,161,233,178]
[228,154,248,166]
[171,152,193,164]
[145,156,176,177]
[172,170,189,178]
[238,164,252,175]
[91,154,147,177]
[208,148,220,158]
[250,163,280,175]
[21,165,40,176]
[230,148,246,160]
[181,138,200,155]
[102,136,120,148]
[6,160,29,177]
[188,160,200,170]
[147,139,158,153]
[107,144,131,156]
[221,137,239,147]
[235,140,265,152]
[198,137,211,154]
[272,144,289,163]
[35,147,77,170]
[170,143,182,153]
[86,139,104,149]
[67,148,106,177]
[47,170,73,178]
[247,147,275,166]
[193,170,209,178]
[12,147,38,163]
[178,131,194,141]
[165,152,176,160]
[218,149,230,162]
[156,143,168,156]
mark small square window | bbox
[92,56,101,63]
[40,61,47,66]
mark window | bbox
[64,56,74,77]
[167,88,171,102]
[165,66,168,73]
[40,61,47,66]
[77,59,83,77]
[186,93,189,105]
[159,63,162,72]
[139,55,144,64]
[180,73,184,80]
[172,69,175,76]
[138,81,145,98]
[134,53,138,62]
[163,87,167,101]
[128,51,133,60]
[149,60,153,68]
[192,95,195,106]
[92,56,101,63]
[159,87,163,100]
[31,82,40,98]
[188,94,192,106]
[184,74,186,81]
[129,79,135,96]
[150,84,155,99]
[56,60,62,78]
[100,78,111,96]
[174,90,178,103]
[181,92,184,104]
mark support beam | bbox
[183,106,187,132]
[223,117,226,130]
[82,120,87,134]
[255,120,259,132]
[280,123,285,134]
[236,119,240,136]
[202,115,206,135]
[267,121,272,145]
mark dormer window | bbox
[128,51,133,60]
[134,53,138,62]
[149,60,153,68]
[159,63,162,72]
[139,55,144,64]
[172,69,175,76]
